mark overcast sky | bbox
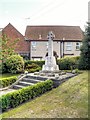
[0,0,89,35]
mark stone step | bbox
[26,75,47,81]
[18,81,34,86]
[12,75,47,90]
[13,84,24,89]
[12,75,48,90]
[22,78,43,83]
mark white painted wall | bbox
[30,41,81,60]
[64,42,81,56]
[31,41,60,60]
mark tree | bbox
[0,34,19,73]
[0,34,19,62]
[78,22,90,70]
[6,55,24,74]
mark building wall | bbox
[2,23,30,55]
[53,41,60,58]
[88,1,90,22]
[31,41,46,60]
[31,41,60,60]
[2,23,30,59]
[30,41,81,60]
[64,42,81,56]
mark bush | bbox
[57,56,80,70]
[0,76,17,88]
[25,63,41,73]
[27,67,41,73]
[25,60,45,68]
[0,80,53,112]
[0,62,8,74]
[78,23,90,70]
[78,56,88,70]
[24,56,80,71]
[6,55,24,74]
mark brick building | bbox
[25,25,83,60]
[2,23,30,59]
[2,23,84,60]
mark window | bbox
[39,35,42,39]
[66,42,72,51]
[32,42,36,50]
[46,42,48,51]
[32,57,42,61]
[19,53,29,60]
[76,42,81,50]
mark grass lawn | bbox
[0,73,20,79]
[0,71,88,118]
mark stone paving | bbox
[0,89,16,96]
[0,72,77,96]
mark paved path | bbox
[0,89,16,96]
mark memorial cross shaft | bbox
[47,31,55,57]
[42,31,59,71]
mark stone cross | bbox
[47,31,55,57]
[42,31,59,71]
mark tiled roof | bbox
[25,25,83,41]
[2,23,30,53]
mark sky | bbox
[0,0,89,35]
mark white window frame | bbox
[32,41,36,50]
[76,42,81,50]
[66,42,72,51]
[46,42,48,51]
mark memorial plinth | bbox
[42,31,59,72]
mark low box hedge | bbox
[57,56,80,70]
[0,80,53,112]
[24,60,45,68]
[25,63,41,73]
[24,56,80,71]
[0,76,17,88]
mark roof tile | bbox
[2,23,30,53]
[25,25,83,41]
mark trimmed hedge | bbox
[0,80,53,112]
[25,63,41,73]
[0,76,17,88]
[57,56,80,70]
[24,56,80,71]
[24,60,45,68]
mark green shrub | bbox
[6,55,24,74]
[0,80,53,112]
[0,62,8,73]
[24,60,45,68]
[25,63,39,69]
[72,69,79,74]
[1,94,11,111]
[0,76,17,88]
[78,23,90,70]
[25,63,41,73]
[27,67,41,73]
[24,56,80,71]
[57,56,80,70]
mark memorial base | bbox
[42,56,59,71]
